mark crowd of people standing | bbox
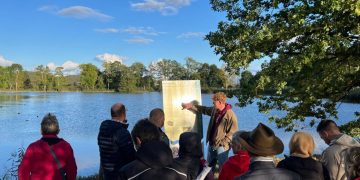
[17,92,360,180]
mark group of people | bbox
[17,92,360,180]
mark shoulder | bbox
[225,109,237,118]
[25,140,43,152]
[58,139,73,148]
[29,139,42,147]
[120,160,147,177]
[323,144,342,159]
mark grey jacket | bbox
[234,161,301,180]
[321,134,360,180]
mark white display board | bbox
[162,80,203,142]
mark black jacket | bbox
[98,120,135,173]
[119,141,187,180]
[172,132,213,180]
[277,156,329,180]
[172,157,214,180]
[235,161,301,180]
[159,128,170,146]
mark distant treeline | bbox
[0,57,239,93]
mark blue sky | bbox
[0,0,262,75]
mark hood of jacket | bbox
[136,140,173,169]
[331,134,360,147]
[99,119,129,136]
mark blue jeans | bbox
[207,145,229,169]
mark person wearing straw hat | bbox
[234,123,301,180]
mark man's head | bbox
[149,108,165,128]
[231,131,246,154]
[111,103,126,123]
[317,119,341,145]
[131,118,161,149]
[41,113,60,135]
[212,92,227,111]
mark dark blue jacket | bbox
[98,120,135,174]
[119,141,187,180]
[235,161,301,180]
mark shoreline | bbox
[1,90,359,104]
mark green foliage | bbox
[0,64,25,91]
[79,64,99,90]
[0,57,235,93]
[339,112,360,137]
[149,59,187,80]
[118,64,137,92]
[206,0,360,131]
[197,63,227,92]
[35,65,52,91]
[54,67,67,91]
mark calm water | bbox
[0,92,359,176]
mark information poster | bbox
[162,80,203,142]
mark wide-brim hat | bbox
[239,123,284,156]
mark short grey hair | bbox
[41,113,60,135]
[232,130,246,146]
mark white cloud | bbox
[63,60,79,70]
[126,37,154,44]
[131,0,193,16]
[57,6,113,21]
[122,27,164,36]
[47,60,80,75]
[177,32,205,39]
[94,28,119,33]
[0,55,14,67]
[95,53,125,64]
[40,6,112,21]
[47,62,57,71]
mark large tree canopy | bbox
[206,0,360,131]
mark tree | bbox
[206,0,360,131]
[103,62,122,91]
[8,64,24,91]
[79,64,98,90]
[54,67,66,91]
[23,72,32,89]
[239,70,254,89]
[185,57,203,79]
[130,62,147,89]
[0,66,9,89]
[149,59,187,80]
[118,64,137,92]
[35,65,51,91]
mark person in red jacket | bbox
[218,131,250,180]
[18,113,77,180]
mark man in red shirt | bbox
[18,113,77,180]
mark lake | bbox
[0,92,359,176]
